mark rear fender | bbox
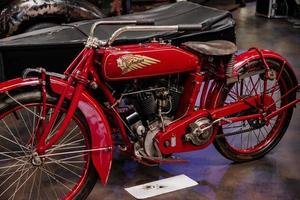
[229,49,298,87]
[0,77,113,185]
[0,0,103,37]
[207,49,299,110]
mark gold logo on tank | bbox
[116,54,160,74]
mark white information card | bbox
[125,174,198,199]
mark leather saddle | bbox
[182,40,237,56]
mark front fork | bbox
[34,49,93,154]
[36,83,85,154]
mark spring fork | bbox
[36,49,91,154]
[40,69,47,131]
[31,69,48,144]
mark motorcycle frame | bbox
[34,43,299,156]
[0,22,299,184]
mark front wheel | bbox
[212,59,295,162]
[0,90,97,199]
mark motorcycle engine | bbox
[116,76,183,158]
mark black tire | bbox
[212,59,295,162]
[0,89,97,200]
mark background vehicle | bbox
[0,2,236,82]
[0,0,105,38]
[0,0,176,38]
[0,0,250,39]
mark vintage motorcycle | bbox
[0,20,299,199]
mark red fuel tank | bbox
[100,42,199,81]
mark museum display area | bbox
[0,1,299,199]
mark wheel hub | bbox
[247,118,266,129]
[31,152,43,166]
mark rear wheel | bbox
[212,59,295,162]
[0,90,97,200]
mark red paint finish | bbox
[175,73,203,117]
[155,95,272,154]
[101,42,199,81]
[0,77,40,92]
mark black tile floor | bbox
[88,3,300,200]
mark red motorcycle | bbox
[0,20,299,199]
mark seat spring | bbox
[226,54,236,77]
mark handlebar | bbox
[107,24,203,46]
[88,20,208,47]
[89,20,155,37]
[178,24,203,31]
[136,19,155,25]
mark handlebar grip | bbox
[136,19,155,25]
[178,24,203,31]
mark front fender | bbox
[0,77,113,185]
[0,0,103,37]
[230,49,298,87]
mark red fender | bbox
[232,49,298,86]
[0,77,113,185]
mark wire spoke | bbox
[49,160,86,170]
[7,168,38,200]
[40,167,72,192]
[0,164,30,197]
[47,114,65,141]
[36,168,42,200]
[17,110,32,139]
[249,76,259,96]
[0,165,33,177]
[0,142,30,159]
[46,138,84,154]
[45,153,87,163]
[57,125,79,145]
[0,152,28,163]
[42,166,61,200]
[0,159,24,177]
[8,161,28,200]
[1,120,29,153]
[46,157,82,178]
[0,162,30,196]
[0,161,29,170]
[28,167,38,200]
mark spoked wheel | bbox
[0,91,97,200]
[213,59,295,162]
